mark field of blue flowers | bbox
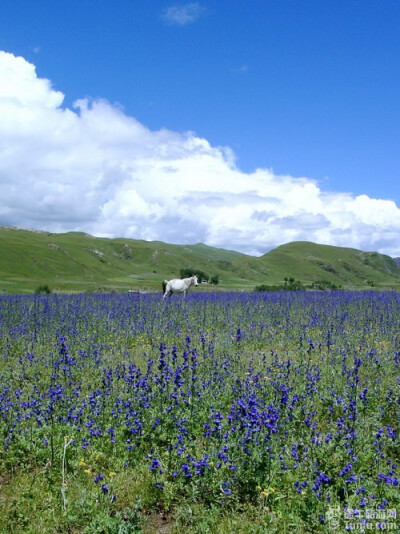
[0,291,399,533]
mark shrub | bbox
[34,284,52,294]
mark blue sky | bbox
[1,1,400,255]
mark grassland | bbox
[1,226,400,293]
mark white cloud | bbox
[162,3,205,26]
[1,50,400,256]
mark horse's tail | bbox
[162,280,168,294]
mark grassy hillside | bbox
[0,227,250,293]
[259,241,400,289]
[1,227,400,293]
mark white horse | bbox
[162,275,198,299]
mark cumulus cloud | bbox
[162,3,205,26]
[1,50,400,256]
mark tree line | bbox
[180,268,219,285]
[255,277,341,291]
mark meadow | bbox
[0,291,399,533]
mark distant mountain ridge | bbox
[1,226,400,293]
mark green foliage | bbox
[85,508,142,533]
[309,280,341,290]
[35,284,52,294]
[254,283,284,292]
[255,277,306,291]
[256,278,341,291]
[180,267,209,282]
[180,267,219,285]
[283,276,304,290]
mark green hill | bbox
[1,227,400,293]
[258,241,400,289]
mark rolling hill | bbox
[1,226,400,293]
